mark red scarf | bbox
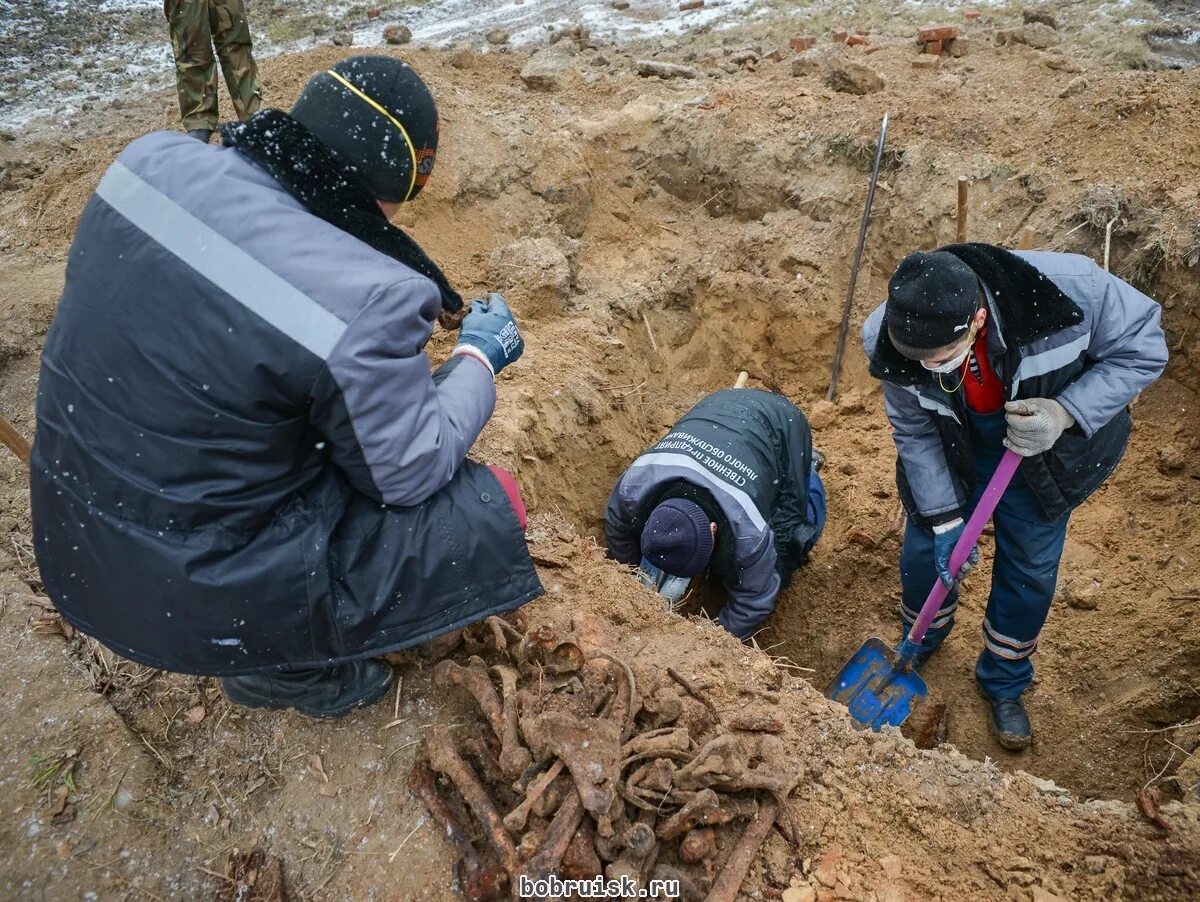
[961,324,1004,414]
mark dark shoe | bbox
[187,128,213,143]
[221,659,394,718]
[908,642,938,672]
[988,696,1032,750]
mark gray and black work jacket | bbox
[605,389,815,639]
[30,132,541,675]
[862,245,1168,527]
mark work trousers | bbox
[166,0,262,131]
[898,410,1070,699]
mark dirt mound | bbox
[3,19,1200,900]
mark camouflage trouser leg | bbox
[165,0,219,131]
[210,0,262,122]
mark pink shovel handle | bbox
[908,449,1022,646]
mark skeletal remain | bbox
[562,819,602,880]
[531,711,621,835]
[491,665,534,779]
[606,817,658,893]
[517,624,585,675]
[622,757,677,810]
[433,659,506,741]
[727,713,784,733]
[521,790,586,886]
[533,771,571,819]
[426,725,520,878]
[640,685,684,727]
[409,760,507,901]
[622,727,692,758]
[676,735,747,786]
[657,789,720,841]
[460,736,518,811]
[503,758,565,833]
[705,797,779,902]
[667,666,719,720]
[590,650,639,740]
[679,827,717,864]
[652,865,707,902]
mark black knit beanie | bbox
[290,56,438,203]
[886,251,981,352]
[641,499,714,578]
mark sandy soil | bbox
[2,6,1200,900]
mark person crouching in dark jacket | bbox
[862,244,1167,750]
[605,388,826,639]
[31,56,543,718]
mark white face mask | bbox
[921,344,971,374]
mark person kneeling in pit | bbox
[604,387,826,639]
[31,57,543,718]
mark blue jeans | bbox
[807,468,827,544]
[899,411,1069,700]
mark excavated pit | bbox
[511,261,1200,805]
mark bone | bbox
[702,797,779,902]
[503,758,565,833]
[606,817,658,893]
[409,760,508,901]
[657,789,720,841]
[460,737,513,806]
[667,666,720,720]
[591,650,640,741]
[491,665,534,779]
[522,790,586,886]
[433,659,506,741]
[652,864,707,902]
[622,727,692,758]
[679,827,718,864]
[533,772,571,819]
[727,713,785,733]
[426,725,520,878]
[562,819,602,880]
[533,711,622,833]
[517,624,586,675]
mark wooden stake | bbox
[641,311,658,352]
[733,371,749,389]
[1017,226,1036,250]
[0,414,30,467]
[956,176,969,243]
[1104,216,1118,271]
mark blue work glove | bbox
[932,517,979,589]
[453,293,524,377]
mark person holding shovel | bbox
[862,244,1167,749]
[605,387,826,639]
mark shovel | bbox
[826,448,1022,730]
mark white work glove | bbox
[1003,398,1075,457]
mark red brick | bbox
[924,40,943,55]
[917,25,958,42]
[766,48,783,62]
[789,36,817,51]
[964,8,982,19]
[847,35,868,46]
[679,0,704,10]
[832,28,849,43]
[912,56,940,70]
[366,6,381,18]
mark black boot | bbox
[988,696,1032,750]
[187,128,213,143]
[221,659,394,718]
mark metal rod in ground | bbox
[1104,216,1118,271]
[956,175,969,242]
[827,112,888,403]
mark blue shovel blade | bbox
[825,637,929,730]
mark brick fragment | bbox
[912,56,940,70]
[679,0,704,10]
[847,35,868,47]
[925,40,943,55]
[917,25,958,42]
[366,7,381,19]
[832,29,849,43]
[964,8,982,19]
[789,36,816,51]
[766,48,783,62]
[864,46,881,55]
[613,0,630,8]
[949,36,971,57]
